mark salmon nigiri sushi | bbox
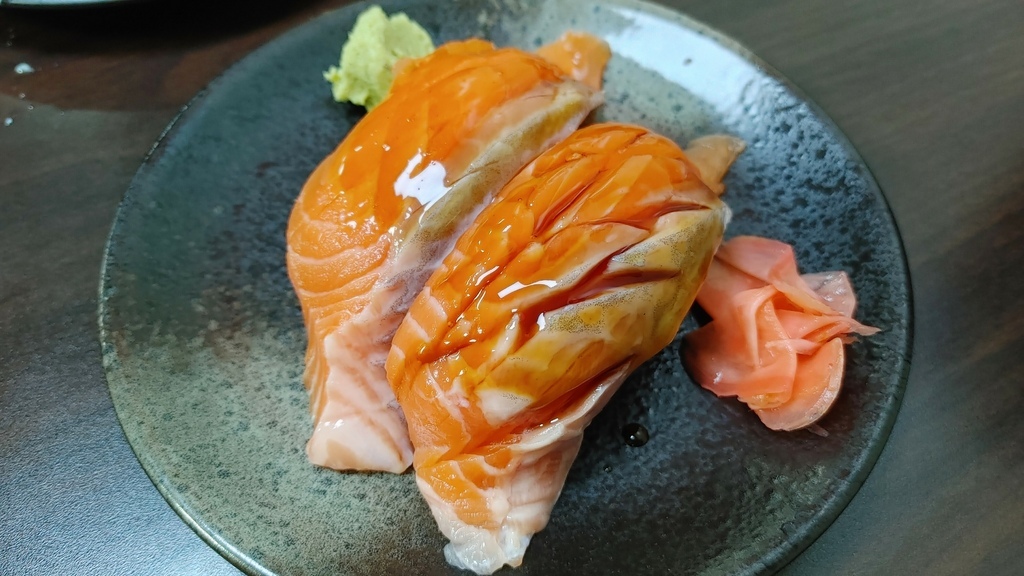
[286,35,610,473]
[386,124,744,573]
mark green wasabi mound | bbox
[323,6,435,110]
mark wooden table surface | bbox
[1,0,1022,574]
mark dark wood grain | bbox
[2,0,1022,574]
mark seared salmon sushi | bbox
[286,35,610,473]
[386,123,744,572]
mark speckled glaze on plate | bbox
[98,0,913,574]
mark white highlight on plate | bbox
[604,7,759,112]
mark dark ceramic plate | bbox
[98,0,912,574]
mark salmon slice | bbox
[287,35,608,473]
[682,236,879,428]
[386,124,743,573]
[535,31,612,90]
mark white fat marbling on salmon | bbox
[426,365,473,425]
[306,318,413,473]
[476,388,533,426]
